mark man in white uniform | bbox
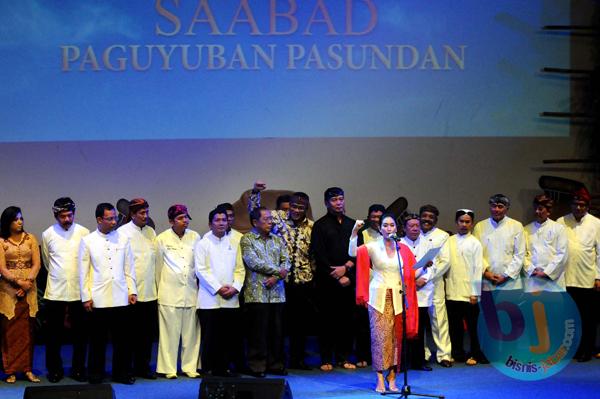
[117,198,158,379]
[195,206,245,377]
[42,197,90,383]
[419,204,452,368]
[156,204,201,378]
[217,202,243,241]
[557,188,600,362]
[473,194,525,293]
[523,194,568,293]
[400,213,435,371]
[438,209,485,365]
[79,203,137,384]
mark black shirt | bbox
[311,211,356,289]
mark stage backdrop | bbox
[1,0,569,141]
[0,1,589,236]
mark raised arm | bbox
[248,180,267,213]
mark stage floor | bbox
[1,344,599,399]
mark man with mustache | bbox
[249,180,315,370]
[473,194,525,294]
[557,188,600,362]
[155,205,201,379]
[42,197,90,383]
[118,198,158,379]
[418,205,452,368]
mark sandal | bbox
[386,373,399,392]
[25,371,41,383]
[466,357,478,366]
[319,363,333,372]
[6,374,16,384]
[340,361,356,370]
[356,360,368,368]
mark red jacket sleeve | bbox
[400,244,419,339]
[356,245,371,306]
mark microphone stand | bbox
[381,238,444,399]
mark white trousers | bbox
[157,305,201,374]
[428,279,452,362]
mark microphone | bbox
[388,233,401,241]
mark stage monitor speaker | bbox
[23,383,115,399]
[199,377,293,399]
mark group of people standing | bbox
[354,190,600,392]
[0,183,597,393]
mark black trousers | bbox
[198,308,240,374]
[317,286,355,365]
[446,300,482,361]
[88,306,132,380]
[567,287,596,357]
[130,300,157,375]
[409,307,431,368]
[245,303,284,373]
[284,282,316,364]
[44,300,89,376]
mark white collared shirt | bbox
[401,235,435,306]
[42,223,90,301]
[364,238,404,315]
[79,229,137,308]
[156,228,199,307]
[524,219,568,292]
[421,227,449,249]
[439,233,483,301]
[118,221,158,301]
[204,228,243,241]
[194,230,245,309]
[473,216,525,291]
[557,213,600,288]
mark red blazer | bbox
[356,242,419,339]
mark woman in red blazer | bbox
[356,214,418,393]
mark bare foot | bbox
[387,369,399,392]
[319,363,333,372]
[375,372,386,393]
[25,372,40,383]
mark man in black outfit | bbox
[311,187,357,371]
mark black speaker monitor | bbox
[23,383,115,399]
[199,377,293,399]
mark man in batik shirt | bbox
[240,206,291,378]
[249,180,315,369]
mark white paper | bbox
[413,246,442,270]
